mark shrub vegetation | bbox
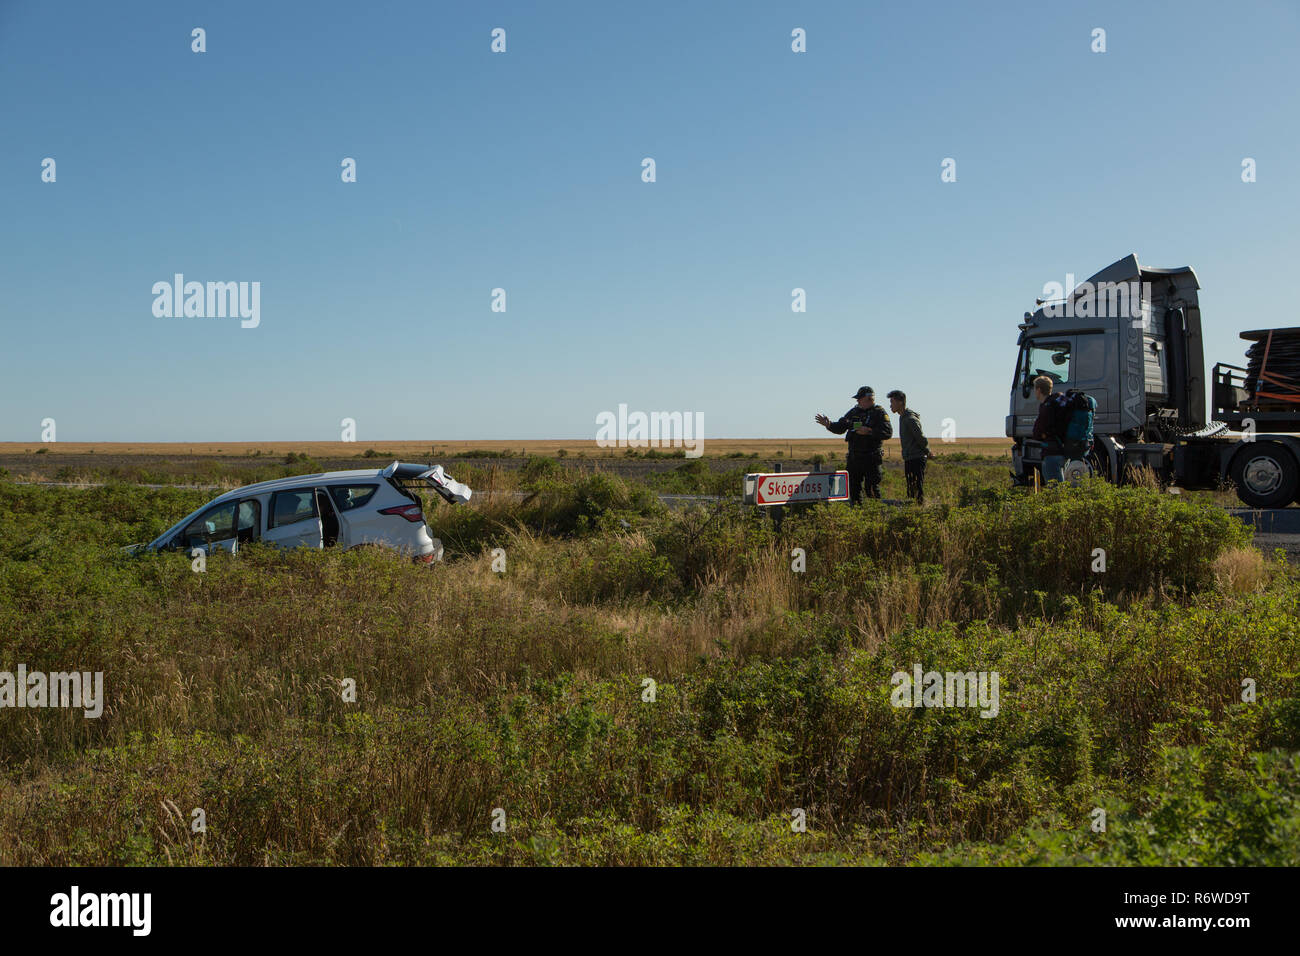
[0,471,1294,865]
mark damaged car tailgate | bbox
[381,461,472,504]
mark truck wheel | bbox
[1231,444,1299,509]
[1062,458,1093,485]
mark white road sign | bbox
[745,471,849,506]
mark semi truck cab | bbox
[1009,254,1207,481]
[1007,254,1300,507]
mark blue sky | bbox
[3,0,1299,442]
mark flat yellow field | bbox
[0,437,1011,458]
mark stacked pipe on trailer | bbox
[1243,329,1300,408]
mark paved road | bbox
[1228,508,1300,534]
[1228,508,1300,558]
[12,480,730,509]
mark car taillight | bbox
[379,504,424,523]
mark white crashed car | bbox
[138,462,471,563]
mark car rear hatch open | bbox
[382,461,472,504]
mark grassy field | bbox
[1,458,1297,866]
[0,436,1011,462]
[0,439,1019,501]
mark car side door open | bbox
[236,498,262,546]
[264,488,324,550]
[326,482,380,549]
[315,488,341,547]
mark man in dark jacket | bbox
[815,386,893,503]
[886,390,932,504]
[1031,375,1066,482]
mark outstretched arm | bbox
[818,412,850,434]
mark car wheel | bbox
[1231,443,1299,509]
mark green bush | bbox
[0,477,1290,866]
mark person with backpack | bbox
[1031,375,1069,482]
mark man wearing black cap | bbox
[815,386,893,504]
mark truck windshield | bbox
[1024,340,1071,387]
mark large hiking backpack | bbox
[1063,389,1095,456]
[1041,392,1072,448]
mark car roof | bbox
[205,467,387,505]
[202,460,450,505]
